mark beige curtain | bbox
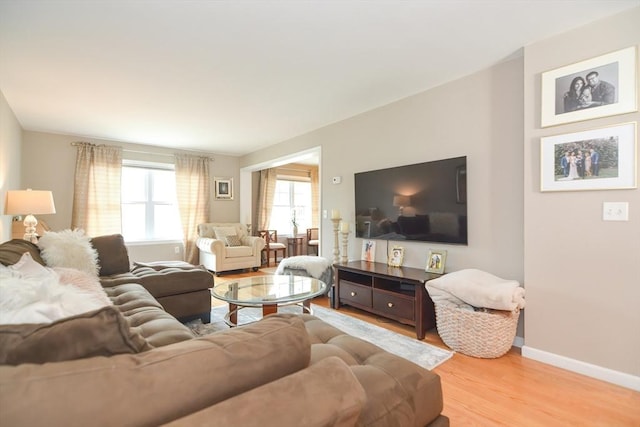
[175,154,210,264]
[71,143,122,236]
[256,168,277,231]
[310,166,319,227]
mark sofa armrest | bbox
[242,235,266,255]
[163,356,365,427]
[196,237,225,254]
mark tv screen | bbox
[354,156,467,245]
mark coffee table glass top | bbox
[211,275,327,306]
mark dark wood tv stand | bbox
[333,261,442,339]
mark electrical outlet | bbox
[603,202,629,221]
[174,246,180,254]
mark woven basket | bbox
[434,304,519,358]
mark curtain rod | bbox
[70,142,215,161]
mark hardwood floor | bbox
[213,269,640,426]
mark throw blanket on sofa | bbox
[426,268,525,311]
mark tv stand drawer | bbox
[339,281,372,307]
[372,291,414,321]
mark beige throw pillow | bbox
[225,235,243,247]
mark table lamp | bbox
[393,195,411,216]
[5,189,56,243]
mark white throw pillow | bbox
[8,252,53,279]
[38,229,99,276]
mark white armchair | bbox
[196,223,266,275]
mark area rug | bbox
[185,304,453,370]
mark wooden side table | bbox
[287,236,304,256]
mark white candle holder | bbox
[331,217,341,264]
[340,231,349,263]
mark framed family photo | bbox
[388,246,404,267]
[541,46,637,127]
[214,177,234,200]
[540,122,637,192]
[425,249,447,274]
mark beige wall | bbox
[243,56,525,281]
[523,9,640,380]
[243,56,526,338]
[0,91,23,242]
[17,131,241,260]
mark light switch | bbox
[603,202,629,221]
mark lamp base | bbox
[23,214,39,243]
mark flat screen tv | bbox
[354,156,467,245]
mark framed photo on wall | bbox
[540,122,637,192]
[214,177,234,200]
[540,46,637,127]
[425,249,447,274]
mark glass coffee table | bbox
[211,275,327,326]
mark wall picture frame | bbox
[540,46,637,127]
[388,246,404,267]
[426,249,447,274]
[540,122,637,192]
[214,177,234,200]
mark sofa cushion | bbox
[91,234,131,276]
[0,239,46,267]
[38,229,99,276]
[0,305,151,365]
[225,245,254,257]
[302,314,444,427]
[165,356,366,427]
[0,314,311,427]
[103,283,195,347]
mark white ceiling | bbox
[1,1,638,156]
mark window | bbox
[121,161,182,241]
[269,179,312,235]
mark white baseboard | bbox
[512,335,524,348]
[521,345,640,391]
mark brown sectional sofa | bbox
[0,238,448,426]
[90,234,214,323]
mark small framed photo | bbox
[361,240,376,263]
[388,246,404,267]
[540,122,636,192]
[541,46,637,127]
[426,249,447,274]
[214,177,234,200]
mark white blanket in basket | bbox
[426,269,525,311]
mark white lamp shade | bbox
[5,190,57,215]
